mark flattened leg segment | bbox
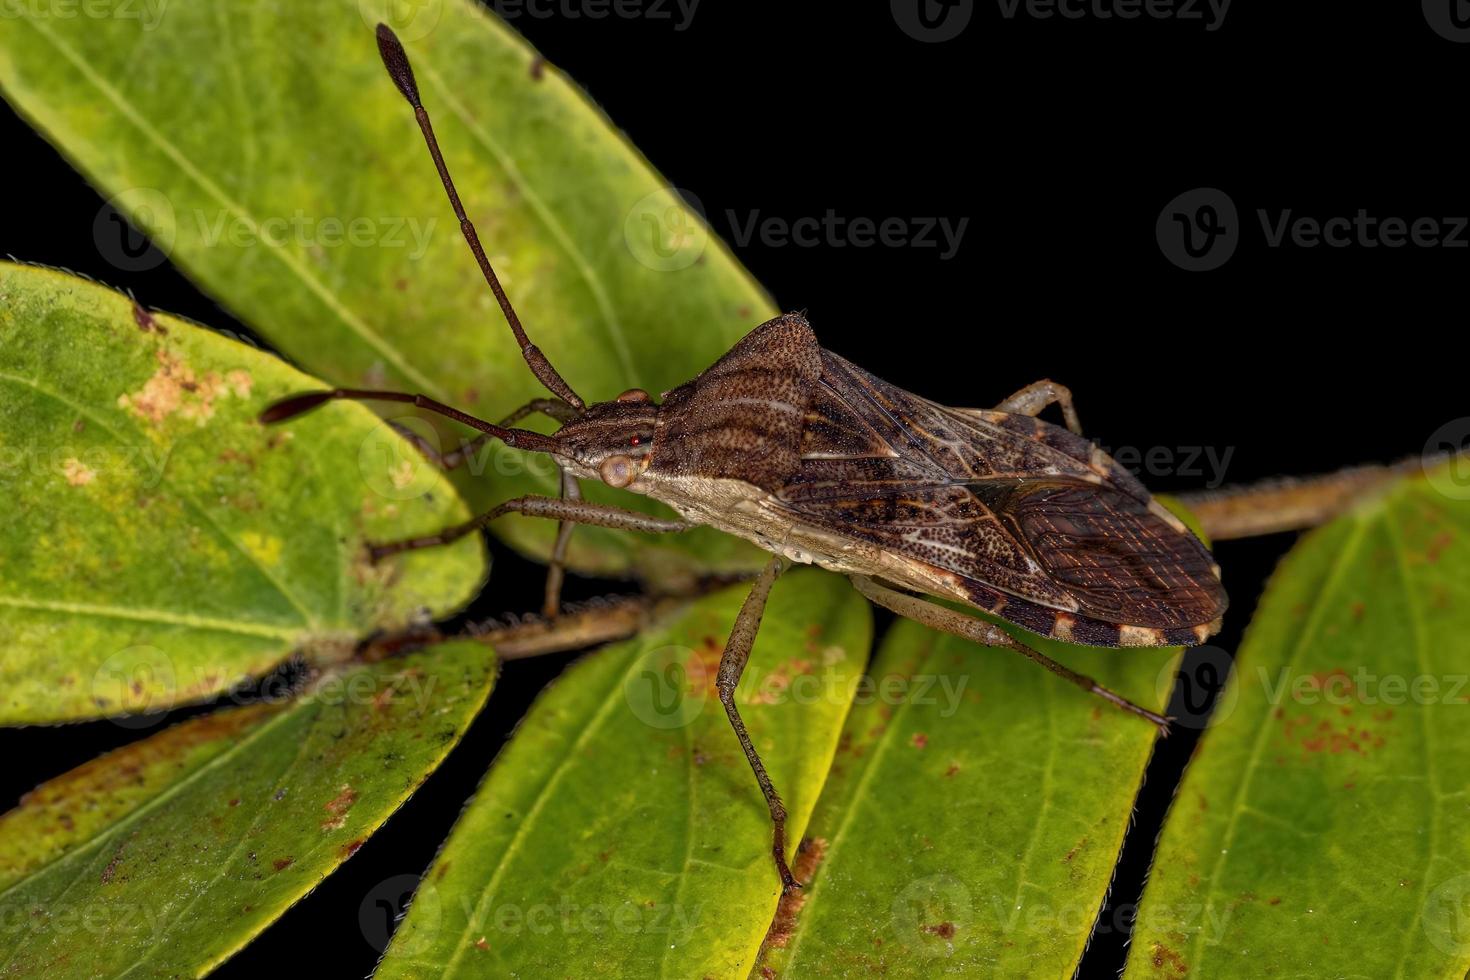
[849,575,1170,733]
[716,557,801,893]
[542,470,581,619]
[994,378,1082,436]
[368,495,694,561]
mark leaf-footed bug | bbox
[262,24,1227,894]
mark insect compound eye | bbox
[599,453,636,489]
[616,388,651,404]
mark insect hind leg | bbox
[715,557,802,893]
[849,575,1170,735]
[994,379,1082,436]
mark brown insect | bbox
[263,25,1227,894]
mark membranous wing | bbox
[774,351,1227,647]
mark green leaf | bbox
[0,642,496,978]
[0,0,775,586]
[1127,470,1470,979]
[375,569,871,978]
[756,617,1178,977]
[0,262,484,723]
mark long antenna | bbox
[375,24,585,411]
[259,388,561,454]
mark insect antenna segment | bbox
[374,23,585,412]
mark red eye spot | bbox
[629,435,642,447]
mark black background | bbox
[2,1,1464,976]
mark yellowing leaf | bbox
[0,643,495,978]
[1128,470,1470,978]
[377,570,871,978]
[0,262,484,723]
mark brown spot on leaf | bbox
[131,303,165,334]
[910,732,928,750]
[529,57,546,80]
[474,936,490,951]
[321,783,358,831]
[118,350,252,425]
[61,458,96,486]
[1150,942,1188,976]
[341,839,365,858]
[923,921,956,939]
[761,838,828,951]
[272,857,294,871]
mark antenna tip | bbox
[259,391,335,425]
[375,23,421,107]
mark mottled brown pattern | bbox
[765,344,1226,645]
[649,313,823,491]
[555,313,1225,648]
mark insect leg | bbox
[714,557,801,893]
[387,398,577,472]
[368,495,694,562]
[849,576,1170,734]
[540,470,580,618]
[994,379,1082,435]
